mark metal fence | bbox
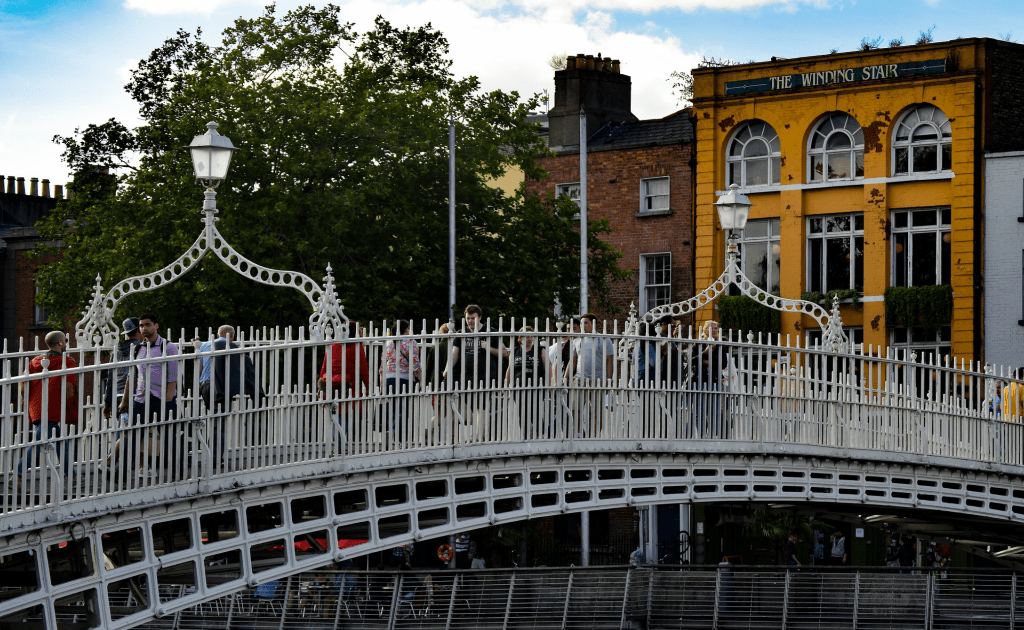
[107,565,1024,630]
[2,320,1022,520]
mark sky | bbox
[1,0,1023,186]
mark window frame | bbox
[890,207,951,287]
[725,120,782,188]
[555,182,580,207]
[33,282,47,326]
[639,176,670,214]
[807,113,865,183]
[736,218,781,294]
[892,104,952,176]
[639,253,672,314]
[806,213,864,294]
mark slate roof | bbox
[575,108,692,154]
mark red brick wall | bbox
[14,248,67,350]
[526,143,695,326]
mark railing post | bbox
[852,570,860,630]
[278,577,291,630]
[445,573,459,630]
[712,567,721,630]
[561,571,574,630]
[781,569,790,630]
[619,567,632,630]
[387,574,402,630]
[502,572,516,630]
[1011,572,1017,630]
[925,570,934,630]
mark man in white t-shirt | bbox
[565,313,615,437]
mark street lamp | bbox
[713,183,752,259]
[189,122,236,188]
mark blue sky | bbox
[2,0,1022,185]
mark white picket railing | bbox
[1,319,1021,519]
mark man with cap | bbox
[101,317,143,419]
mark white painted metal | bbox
[73,191,348,348]
[3,321,1024,627]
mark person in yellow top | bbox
[1002,369,1024,421]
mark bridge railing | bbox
[117,565,1024,630]
[1,319,1021,524]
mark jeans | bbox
[17,421,73,478]
[120,396,182,480]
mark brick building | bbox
[0,175,66,350]
[526,54,696,323]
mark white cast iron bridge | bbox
[2,321,1024,629]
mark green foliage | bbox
[35,5,623,333]
[717,295,780,337]
[884,284,953,332]
[800,289,860,308]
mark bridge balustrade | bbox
[1,321,1020,526]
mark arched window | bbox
[807,113,864,182]
[893,105,952,175]
[726,120,781,187]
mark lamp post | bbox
[75,120,348,347]
[189,121,237,213]
[713,183,753,267]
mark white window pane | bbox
[645,178,669,196]
[745,159,768,186]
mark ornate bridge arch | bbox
[1,444,1021,629]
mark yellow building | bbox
[692,39,1024,361]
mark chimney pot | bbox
[612,60,620,73]
[30,178,38,196]
[42,179,51,198]
[16,177,25,195]
[566,56,575,70]
[585,54,594,70]
[0,175,4,194]
[6,176,13,195]
[55,184,63,199]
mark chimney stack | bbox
[547,53,634,149]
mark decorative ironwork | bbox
[633,234,848,350]
[74,187,347,347]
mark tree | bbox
[36,4,623,334]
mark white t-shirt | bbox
[574,336,614,381]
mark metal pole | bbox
[449,117,456,322]
[579,106,588,315]
[581,510,590,566]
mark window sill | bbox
[717,171,955,196]
[636,209,673,218]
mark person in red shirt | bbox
[15,331,78,485]
[317,322,369,452]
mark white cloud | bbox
[335,0,701,119]
[125,0,825,15]
[123,0,264,15]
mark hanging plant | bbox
[884,284,953,332]
[800,289,861,308]
[718,295,781,337]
